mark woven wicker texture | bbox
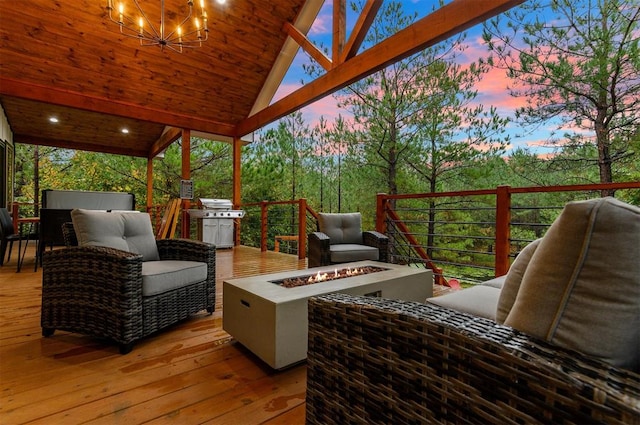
[306,293,640,425]
[41,234,215,352]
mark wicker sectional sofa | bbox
[306,197,640,424]
[306,293,640,424]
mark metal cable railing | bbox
[378,182,640,286]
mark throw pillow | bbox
[495,238,542,324]
[504,197,640,372]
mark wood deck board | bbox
[1,245,308,424]
[2,243,445,424]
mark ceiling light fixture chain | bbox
[106,0,224,53]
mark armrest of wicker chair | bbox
[41,246,145,347]
[156,238,216,312]
[306,293,640,425]
[307,231,331,268]
[156,238,215,264]
[363,230,389,262]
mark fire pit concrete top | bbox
[224,261,428,304]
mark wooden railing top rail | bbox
[377,181,640,201]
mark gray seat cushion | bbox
[427,285,501,320]
[330,244,379,263]
[141,261,208,297]
[481,275,506,289]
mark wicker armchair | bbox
[41,213,215,354]
[308,212,388,268]
[306,293,640,425]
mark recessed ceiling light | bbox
[216,0,226,4]
[49,117,59,123]
[121,128,129,134]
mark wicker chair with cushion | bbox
[308,212,388,268]
[306,197,640,424]
[41,209,215,354]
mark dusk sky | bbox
[270,0,570,156]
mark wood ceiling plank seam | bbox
[0,15,279,93]
[0,51,250,124]
[0,5,286,74]
[13,134,149,158]
[221,0,304,30]
[0,58,263,119]
[0,37,267,98]
[0,96,164,152]
[0,2,294,126]
[1,78,239,136]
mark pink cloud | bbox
[309,5,331,36]
[302,95,343,123]
[273,82,303,103]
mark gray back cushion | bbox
[318,213,363,245]
[71,209,159,261]
[504,197,640,372]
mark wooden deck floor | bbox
[0,244,309,424]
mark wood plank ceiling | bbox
[0,0,524,158]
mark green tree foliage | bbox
[13,137,232,208]
[243,111,314,203]
[324,1,511,258]
[153,138,232,202]
[483,0,640,192]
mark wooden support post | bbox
[298,198,307,260]
[274,235,299,253]
[375,193,387,233]
[233,137,242,246]
[260,201,268,252]
[181,129,191,239]
[332,0,345,68]
[11,203,19,233]
[495,185,511,277]
[146,158,153,213]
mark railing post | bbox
[298,198,307,260]
[11,203,19,233]
[376,193,387,233]
[495,185,511,277]
[260,201,268,252]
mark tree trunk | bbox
[595,106,614,197]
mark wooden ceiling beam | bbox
[236,0,524,137]
[249,0,325,116]
[283,22,332,71]
[14,134,148,157]
[148,127,183,159]
[0,78,237,136]
[332,0,346,66]
[339,0,382,64]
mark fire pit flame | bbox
[274,265,387,288]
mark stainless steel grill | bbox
[189,198,245,248]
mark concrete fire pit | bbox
[223,261,433,369]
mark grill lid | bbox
[198,198,232,210]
